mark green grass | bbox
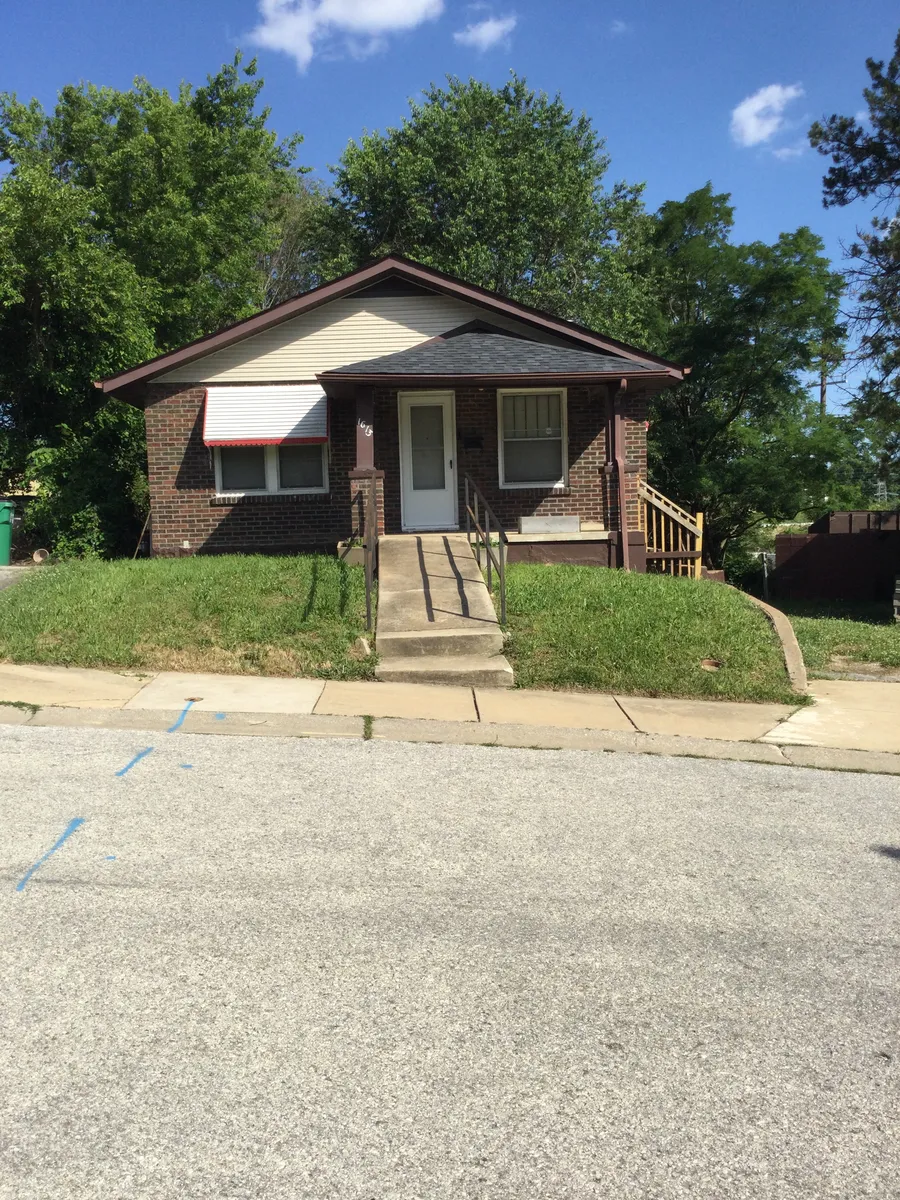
[0,555,374,680]
[503,564,798,703]
[780,600,900,672]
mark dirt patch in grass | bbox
[0,555,375,680]
[504,564,798,703]
[780,600,900,674]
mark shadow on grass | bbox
[300,556,320,624]
[778,599,895,625]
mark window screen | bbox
[220,446,266,491]
[501,393,564,484]
[278,444,324,490]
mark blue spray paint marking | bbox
[167,700,196,733]
[179,764,193,770]
[115,746,154,777]
[105,855,117,861]
[214,713,226,721]
[16,818,85,892]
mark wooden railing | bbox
[463,475,509,624]
[638,480,704,578]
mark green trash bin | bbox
[0,501,15,567]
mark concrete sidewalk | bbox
[1,662,899,774]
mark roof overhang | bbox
[318,370,677,389]
[96,256,688,401]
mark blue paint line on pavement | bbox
[105,855,116,861]
[167,700,196,733]
[180,764,193,770]
[115,746,154,777]
[214,713,226,720]
[16,818,86,892]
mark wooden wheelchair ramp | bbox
[375,534,513,688]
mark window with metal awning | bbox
[203,386,330,495]
[202,385,328,446]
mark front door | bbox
[398,391,457,530]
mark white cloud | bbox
[453,14,517,51]
[730,83,804,147]
[249,0,444,71]
[772,143,805,160]
[609,19,631,35]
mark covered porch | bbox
[319,327,699,574]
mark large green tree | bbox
[646,185,849,566]
[809,28,900,484]
[321,74,655,341]
[0,55,304,554]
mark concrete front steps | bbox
[374,533,514,688]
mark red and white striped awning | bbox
[203,385,328,446]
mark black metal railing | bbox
[463,474,509,624]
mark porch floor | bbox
[375,534,513,687]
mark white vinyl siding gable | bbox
[159,295,569,383]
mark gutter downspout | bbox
[612,378,630,571]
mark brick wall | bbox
[143,380,648,554]
[144,382,356,556]
[374,384,647,533]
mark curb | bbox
[4,704,899,776]
[736,589,808,695]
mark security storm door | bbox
[398,391,457,531]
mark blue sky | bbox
[5,0,897,272]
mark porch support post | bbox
[355,386,375,471]
[609,379,631,571]
[349,386,384,536]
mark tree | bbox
[809,29,900,472]
[646,185,849,566]
[0,55,305,554]
[321,74,655,341]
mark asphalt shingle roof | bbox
[327,331,658,377]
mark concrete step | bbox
[375,654,514,689]
[376,626,505,660]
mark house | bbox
[97,256,690,569]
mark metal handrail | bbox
[360,475,379,632]
[463,474,509,624]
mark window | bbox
[215,445,328,495]
[278,444,325,490]
[499,390,566,487]
[219,447,267,492]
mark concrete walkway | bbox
[374,534,513,687]
[1,663,899,774]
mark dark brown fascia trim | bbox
[318,370,675,387]
[96,255,686,395]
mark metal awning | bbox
[202,385,328,446]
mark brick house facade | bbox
[100,258,683,567]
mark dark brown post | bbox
[355,386,375,471]
[349,386,384,537]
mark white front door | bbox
[398,391,458,531]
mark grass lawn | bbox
[0,555,374,680]
[779,599,900,673]
[503,564,798,703]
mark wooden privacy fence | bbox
[637,480,704,578]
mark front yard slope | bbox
[504,565,797,703]
[0,555,373,680]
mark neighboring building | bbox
[98,256,687,567]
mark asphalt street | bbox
[1,721,899,1199]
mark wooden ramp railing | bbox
[638,480,704,578]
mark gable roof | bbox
[96,255,686,397]
[321,329,664,382]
